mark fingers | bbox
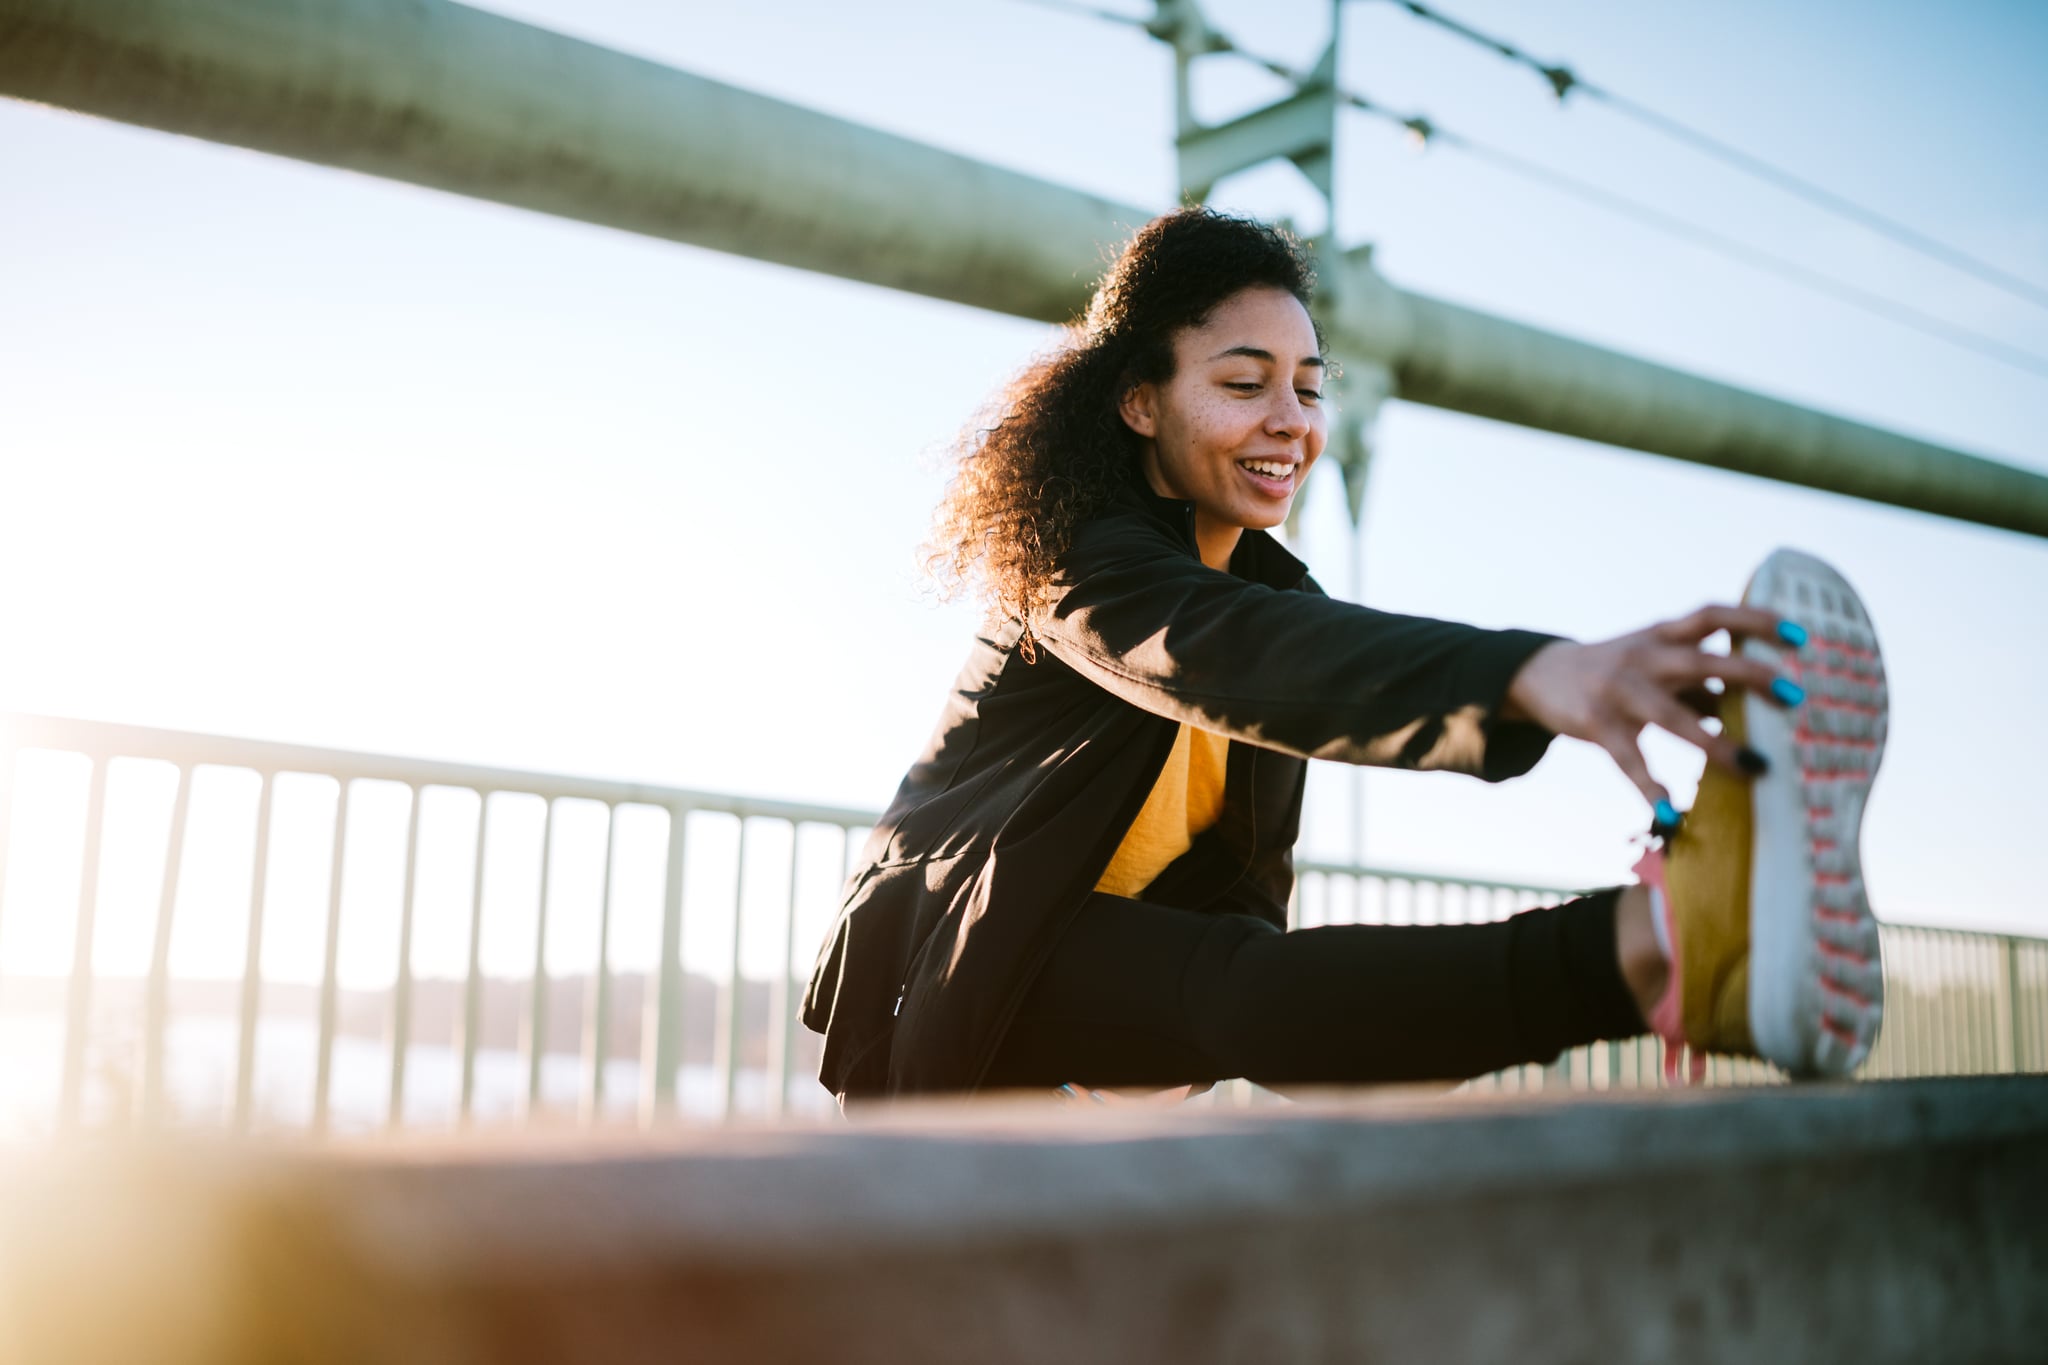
[1639,684,1755,776]
[1652,603,1795,647]
[1657,645,1800,707]
[1583,611,1810,814]
[1605,674,1771,824]
[1677,683,1720,717]
[1597,724,1672,814]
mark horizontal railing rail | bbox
[0,712,2039,1137]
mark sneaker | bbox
[1638,548,1888,1080]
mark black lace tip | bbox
[1648,797,1685,842]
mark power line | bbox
[1364,0,2048,316]
[1213,34,2048,379]
[1285,62,2048,382]
[1007,0,2048,381]
[1416,122,2048,381]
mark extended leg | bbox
[981,888,1650,1093]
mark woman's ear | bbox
[1118,380,1158,438]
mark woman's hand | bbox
[1499,604,1802,814]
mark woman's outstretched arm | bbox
[1029,505,1562,779]
[1030,501,1795,798]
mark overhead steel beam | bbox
[3,0,2045,537]
[1314,256,2048,535]
[0,0,1133,322]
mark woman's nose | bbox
[1266,391,1311,439]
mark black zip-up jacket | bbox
[801,476,1564,1103]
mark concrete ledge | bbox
[4,1077,2045,1363]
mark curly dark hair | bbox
[922,205,1324,656]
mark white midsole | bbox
[1741,549,1888,1078]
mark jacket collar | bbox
[1120,473,1311,592]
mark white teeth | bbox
[1240,460,1292,479]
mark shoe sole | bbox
[1739,549,1887,1078]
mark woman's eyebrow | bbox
[1206,345,1326,368]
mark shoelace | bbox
[1631,835,1712,1088]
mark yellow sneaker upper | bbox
[1661,687,1758,1057]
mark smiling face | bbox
[1117,285,1328,570]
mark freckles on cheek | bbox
[1205,399,1257,440]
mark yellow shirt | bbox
[1093,723,1230,898]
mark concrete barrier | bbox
[3,1076,2044,1363]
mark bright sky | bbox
[2,0,2045,995]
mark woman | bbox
[800,207,1887,1107]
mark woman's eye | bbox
[1226,380,1321,401]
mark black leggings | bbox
[980,887,1645,1093]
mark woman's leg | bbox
[980,888,1652,1093]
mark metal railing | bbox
[0,712,2039,1136]
[0,713,872,1135]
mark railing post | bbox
[1940,930,1970,1075]
[716,818,751,1121]
[2023,941,2039,1080]
[311,778,351,1135]
[521,799,556,1120]
[641,806,688,1127]
[1910,929,1932,1078]
[581,803,619,1125]
[387,784,423,1130]
[233,773,274,1131]
[2026,943,2044,1075]
[458,792,492,1123]
[1961,933,1985,1074]
[58,756,108,1131]
[768,823,802,1120]
[140,763,192,1127]
[1999,935,2020,1074]
[1961,933,1982,1075]
[1900,928,1926,1078]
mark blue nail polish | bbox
[1654,798,1680,828]
[1771,677,1805,706]
[1777,620,1808,647]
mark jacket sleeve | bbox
[1028,509,1564,780]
